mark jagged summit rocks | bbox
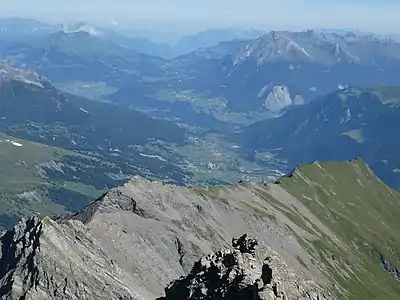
[232,234,258,254]
[158,234,332,300]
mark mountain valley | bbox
[0,62,287,227]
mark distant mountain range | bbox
[237,86,400,189]
[88,26,265,58]
[1,19,400,190]
[0,18,61,55]
[0,18,62,41]
[174,30,400,112]
[5,20,400,117]
[172,28,265,57]
[1,30,165,84]
[0,18,266,60]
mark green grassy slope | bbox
[0,132,105,228]
[276,158,400,300]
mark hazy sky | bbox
[0,0,398,33]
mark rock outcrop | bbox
[264,86,293,113]
[261,85,304,113]
[0,215,146,300]
[0,63,46,87]
[158,234,332,300]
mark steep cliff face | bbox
[262,85,304,113]
[0,215,146,300]
[0,159,399,300]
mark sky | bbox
[0,0,399,34]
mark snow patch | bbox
[341,108,351,123]
[9,75,44,88]
[140,153,166,162]
[0,139,23,147]
[257,83,271,98]
[17,191,41,202]
[11,141,23,147]
[64,23,103,37]
[286,41,314,60]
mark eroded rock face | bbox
[0,63,46,87]
[158,234,332,300]
[0,215,146,300]
[264,86,293,113]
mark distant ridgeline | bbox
[239,87,400,190]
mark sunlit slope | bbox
[0,132,103,228]
[277,158,400,300]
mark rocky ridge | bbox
[0,175,333,299]
[0,215,145,299]
[230,30,400,66]
[0,159,399,299]
[158,234,332,300]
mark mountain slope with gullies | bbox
[1,159,399,299]
[239,86,400,189]
[174,30,400,112]
[0,63,194,228]
[0,65,186,148]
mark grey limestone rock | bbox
[0,176,336,299]
[158,234,333,300]
[0,214,146,299]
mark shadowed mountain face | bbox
[0,64,192,228]
[238,87,400,189]
[0,64,186,150]
[0,159,399,299]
